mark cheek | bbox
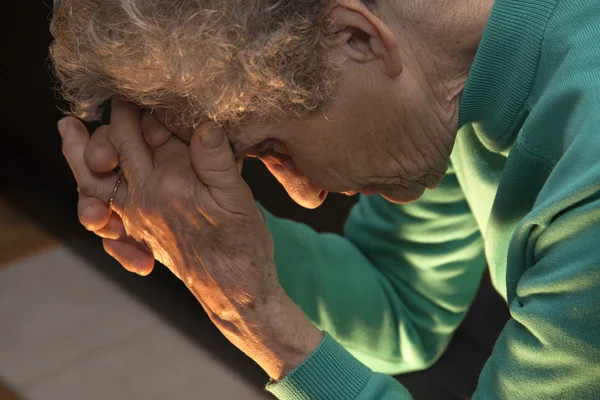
[278,113,363,190]
[292,153,350,191]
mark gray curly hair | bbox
[50,0,348,126]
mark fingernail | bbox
[199,129,224,149]
[57,118,70,137]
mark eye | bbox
[257,140,287,156]
[259,143,274,154]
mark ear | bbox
[328,1,402,77]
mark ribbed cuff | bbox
[266,333,372,400]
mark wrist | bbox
[262,289,324,379]
[235,287,323,380]
[193,276,323,381]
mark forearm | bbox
[193,282,323,381]
[246,288,324,381]
[261,195,485,374]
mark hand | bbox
[58,99,323,379]
[74,108,189,271]
[76,107,243,271]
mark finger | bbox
[109,98,153,181]
[95,213,147,247]
[95,214,153,257]
[141,110,172,149]
[103,238,155,276]
[60,117,127,212]
[95,212,127,240]
[60,117,92,185]
[153,134,189,167]
[153,108,196,143]
[84,125,119,173]
[147,110,190,167]
[78,195,111,231]
[190,124,254,214]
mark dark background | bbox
[0,2,509,399]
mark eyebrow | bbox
[227,132,264,160]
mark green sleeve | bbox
[472,192,600,398]
[261,163,486,398]
[265,167,600,400]
[266,333,412,399]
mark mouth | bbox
[357,183,400,197]
[358,188,378,196]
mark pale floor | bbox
[0,245,271,400]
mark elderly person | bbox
[51,0,600,398]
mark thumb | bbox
[190,124,254,214]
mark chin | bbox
[379,186,426,204]
[380,193,414,204]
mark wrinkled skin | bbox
[59,99,323,379]
[73,0,469,275]
[58,0,491,381]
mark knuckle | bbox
[117,139,138,159]
[215,164,238,175]
[214,168,239,187]
[79,181,94,195]
[200,165,238,185]
[96,227,118,240]
[200,155,237,173]
[92,125,109,137]
[80,179,100,197]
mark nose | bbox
[259,153,327,209]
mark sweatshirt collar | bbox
[458,0,558,152]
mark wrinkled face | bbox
[226,60,453,209]
[163,46,454,209]
[159,3,458,209]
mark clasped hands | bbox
[58,98,323,380]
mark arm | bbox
[263,162,486,374]
[66,106,482,388]
[267,76,600,398]
[268,190,600,400]
[472,190,600,398]
[265,149,600,400]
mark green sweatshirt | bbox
[263,0,600,398]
